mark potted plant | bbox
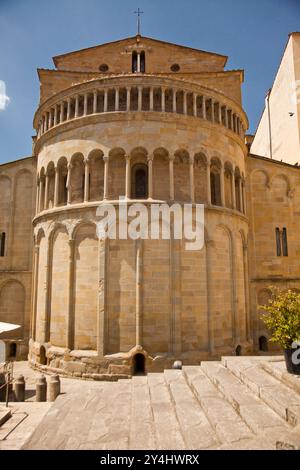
[260,288,300,374]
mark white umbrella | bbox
[0,322,21,334]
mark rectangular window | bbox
[275,227,281,256]
[0,232,6,257]
[282,227,288,257]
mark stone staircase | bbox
[7,357,300,450]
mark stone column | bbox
[54,106,58,126]
[173,90,177,113]
[161,88,165,112]
[75,95,79,118]
[67,163,72,205]
[243,243,251,342]
[205,239,215,355]
[138,86,142,111]
[98,237,108,356]
[231,168,236,210]
[183,91,187,115]
[136,240,143,346]
[104,90,108,112]
[67,99,71,120]
[60,102,64,122]
[125,154,131,199]
[202,96,206,120]
[35,178,40,214]
[225,107,229,128]
[54,166,59,207]
[44,236,52,343]
[147,155,153,199]
[44,173,49,210]
[169,156,175,201]
[84,159,90,202]
[218,103,222,124]
[193,93,197,117]
[39,177,45,212]
[31,244,40,340]
[137,52,141,73]
[126,87,131,111]
[231,111,234,130]
[83,93,88,116]
[206,158,211,204]
[115,88,119,111]
[103,155,109,200]
[211,99,215,123]
[48,111,52,129]
[189,157,195,203]
[149,87,154,111]
[242,179,247,214]
[93,91,98,113]
[67,239,75,350]
[220,161,225,207]
[238,176,243,212]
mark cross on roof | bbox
[134,8,144,36]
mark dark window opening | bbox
[282,227,288,257]
[9,343,17,358]
[235,345,242,356]
[132,51,138,73]
[0,232,6,257]
[171,63,180,72]
[132,164,148,199]
[40,346,47,366]
[133,353,145,375]
[259,336,268,352]
[99,63,109,72]
[210,172,221,206]
[276,227,281,256]
[140,51,145,73]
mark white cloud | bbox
[0,80,10,111]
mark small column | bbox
[202,96,206,120]
[231,111,234,130]
[150,87,154,111]
[84,159,90,202]
[183,91,187,115]
[238,177,243,212]
[39,177,45,212]
[54,166,59,207]
[136,239,143,346]
[193,93,197,117]
[103,155,109,199]
[169,156,175,201]
[67,163,72,204]
[220,161,225,207]
[137,52,141,73]
[125,154,131,199]
[231,168,236,209]
[218,103,222,124]
[75,95,79,117]
[67,239,75,350]
[93,91,98,114]
[115,88,119,111]
[48,111,52,129]
[83,93,88,116]
[211,99,215,123]
[161,88,165,112]
[54,106,58,126]
[126,87,131,111]
[67,99,71,120]
[60,102,64,122]
[147,155,153,199]
[104,90,108,112]
[36,178,40,214]
[207,158,211,204]
[138,86,142,111]
[44,173,49,210]
[189,157,195,203]
[173,90,177,113]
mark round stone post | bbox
[49,374,60,402]
[14,375,25,402]
[36,375,47,402]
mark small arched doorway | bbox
[131,164,148,199]
[40,346,47,365]
[259,336,268,352]
[133,353,145,375]
[235,345,242,356]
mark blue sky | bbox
[0,0,299,164]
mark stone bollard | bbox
[14,374,25,402]
[48,374,60,402]
[36,374,47,402]
[172,360,182,370]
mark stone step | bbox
[0,412,27,441]
[147,373,186,450]
[260,360,300,394]
[129,376,156,450]
[0,406,11,427]
[182,366,254,444]
[200,361,291,436]
[224,358,300,426]
[164,369,219,449]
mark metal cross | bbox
[134,8,144,35]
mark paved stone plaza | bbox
[0,357,299,450]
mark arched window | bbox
[131,164,148,199]
[0,232,6,257]
[132,51,138,73]
[259,336,268,352]
[140,51,145,73]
